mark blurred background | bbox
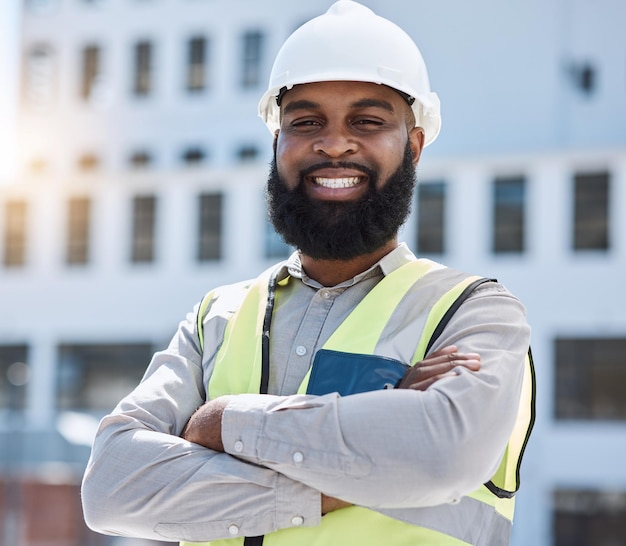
[0,0,625,545]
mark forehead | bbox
[280,80,407,114]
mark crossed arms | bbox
[182,345,481,514]
[81,285,529,542]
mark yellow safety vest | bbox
[185,259,535,546]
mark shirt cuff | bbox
[222,394,322,530]
[221,393,280,462]
[222,392,370,480]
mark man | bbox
[82,2,533,545]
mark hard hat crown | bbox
[258,0,441,146]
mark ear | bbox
[408,127,425,167]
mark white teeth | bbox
[313,177,360,188]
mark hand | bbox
[397,345,480,391]
[181,395,235,451]
[321,494,351,515]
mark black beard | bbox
[266,142,416,261]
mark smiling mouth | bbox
[312,176,362,189]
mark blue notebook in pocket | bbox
[306,349,410,396]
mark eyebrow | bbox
[282,99,320,115]
[350,98,395,113]
[282,97,396,116]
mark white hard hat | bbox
[258,0,441,146]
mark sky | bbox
[0,0,20,184]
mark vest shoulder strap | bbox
[425,277,496,355]
[195,265,280,352]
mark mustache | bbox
[299,161,377,181]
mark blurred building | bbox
[1,0,625,545]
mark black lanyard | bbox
[259,268,279,395]
[243,270,279,546]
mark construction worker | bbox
[82,2,534,545]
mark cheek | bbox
[275,133,287,158]
[274,136,300,188]
[374,137,407,178]
[275,131,302,157]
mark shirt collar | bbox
[276,243,418,289]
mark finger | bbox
[406,360,481,390]
[419,349,481,367]
[443,350,481,363]
[405,362,451,381]
[399,358,481,389]
[425,345,458,360]
[406,372,456,391]
[408,357,481,381]
[450,358,481,371]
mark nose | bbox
[312,126,357,158]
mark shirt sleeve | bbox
[220,283,531,509]
[81,307,321,542]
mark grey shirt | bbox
[82,244,531,542]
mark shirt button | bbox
[295,345,307,356]
[291,515,304,526]
[292,451,304,464]
[320,290,330,299]
[228,524,239,535]
[233,440,244,453]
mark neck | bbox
[299,239,398,287]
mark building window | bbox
[57,343,153,411]
[573,171,609,251]
[3,201,28,267]
[0,345,29,410]
[236,145,259,163]
[131,195,156,263]
[241,30,264,89]
[554,489,626,546]
[197,193,222,261]
[23,44,55,108]
[129,150,153,168]
[28,158,48,174]
[181,147,206,165]
[133,41,153,96]
[66,197,90,265]
[80,44,101,101]
[555,337,626,420]
[416,181,446,255]
[77,153,99,171]
[264,218,290,259]
[186,36,208,92]
[566,61,597,97]
[492,176,526,253]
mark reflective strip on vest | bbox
[185,260,535,546]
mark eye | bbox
[352,117,385,130]
[287,117,323,133]
[293,119,320,126]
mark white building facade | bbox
[1,1,625,545]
